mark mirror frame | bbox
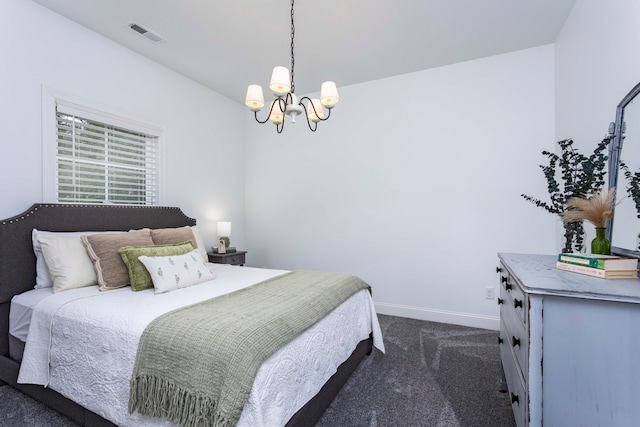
[607,81,640,258]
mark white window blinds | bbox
[55,103,159,205]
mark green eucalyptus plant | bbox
[521,137,611,253]
[620,161,640,249]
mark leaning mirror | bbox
[608,81,640,258]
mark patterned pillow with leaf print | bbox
[119,241,195,292]
[138,249,216,294]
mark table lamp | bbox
[217,221,231,248]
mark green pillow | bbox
[119,241,195,291]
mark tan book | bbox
[556,261,638,279]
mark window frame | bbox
[42,87,164,206]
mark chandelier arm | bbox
[298,97,319,131]
[253,97,283,124]
[278,96,288,113]
[298,96,332,122]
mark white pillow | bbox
[37,235,98,293]
[191,225,209,262]
[32,229,123,289]
[138,249,216,294]
[32,229,55,289]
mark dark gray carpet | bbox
[317,315,515,427]
[0,315,515,427]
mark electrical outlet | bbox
[485,286,495,300]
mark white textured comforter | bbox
[18,264,384,426]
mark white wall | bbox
[555,0,640,251]
[245,45,557,329]
[556,0,640,145]
[0,0,246,250]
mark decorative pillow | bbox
[150,226,208,263]
[119,241,195,292]
[150,226,194,245]
[138,249,216,294]
[82,229,154,291]
[32,229,123,289]
[37,235,98,293]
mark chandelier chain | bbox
[290,0,295,94]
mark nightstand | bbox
[207,251,247,266]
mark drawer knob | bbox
[505,282,513,291]
[498,337,504,344]
[511,392,519,404]
[514,298,522,309]
[496,266,502,273]
[497,298,504,305]
[512,336,520,347]
[501,276,508,283]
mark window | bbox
[54,100,159,205]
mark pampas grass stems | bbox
[561,188,617,229]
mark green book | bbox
[557,253,638,270]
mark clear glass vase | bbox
[591,228,611,255]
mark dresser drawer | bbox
[500,319,527,427]
[207,251,247,266]
[498,267,527,325]
[224,254,244,265]
[501,293,529,379]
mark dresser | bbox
[498,253,640,427]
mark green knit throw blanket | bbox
[128,270,370,427]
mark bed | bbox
[0,203,384,426]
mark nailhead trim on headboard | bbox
[1,204,195,226]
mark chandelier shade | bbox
[269,66,291,96]
[269,100,285,125]
[306,99,325,122]
[245,85,265,111]
[320,81,340,108]
[245,0,339,133]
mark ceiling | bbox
[32,0,577,104]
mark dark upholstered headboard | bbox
[0,203,196,357]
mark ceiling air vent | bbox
[128,23,165,43]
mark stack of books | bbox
[211,246,237,254]
[556,253,638,279]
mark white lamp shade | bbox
[269,66,291,96]
[269,100,285,124]
[245,85,265,111]
[217,221,231,237]
[320,81,339,108]
[306,99,325,122]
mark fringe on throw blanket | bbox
[129,375,233,427]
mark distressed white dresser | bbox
[498,253,640,427]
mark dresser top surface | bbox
[498,253,640,303]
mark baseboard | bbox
[374,302,499,331]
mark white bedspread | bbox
[18,264,384,426]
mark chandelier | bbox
[244,0,339,133]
